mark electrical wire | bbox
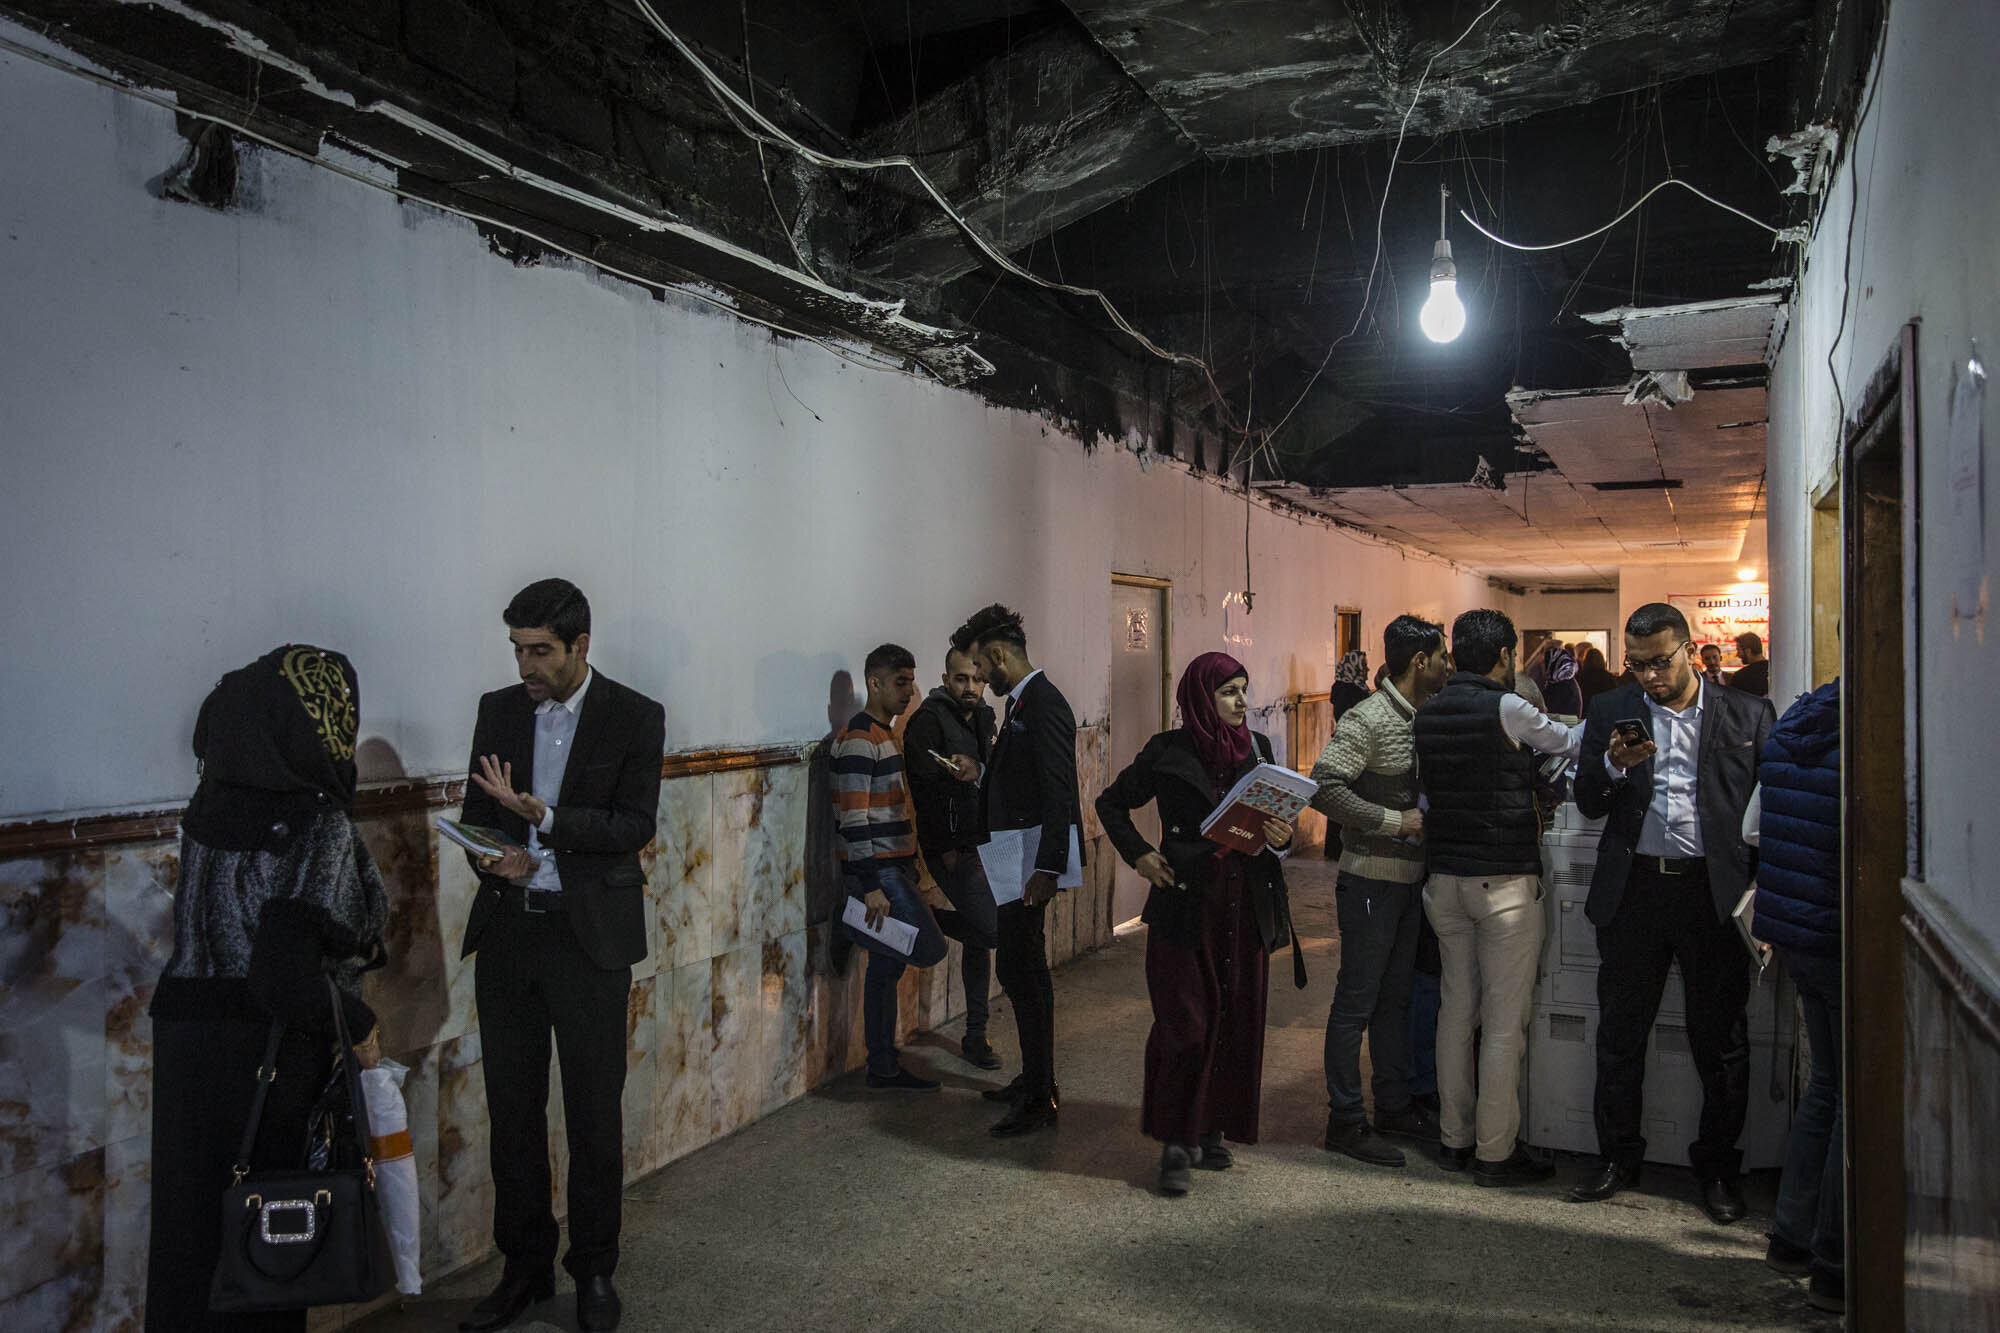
[627,0,1248,431]
[1457,176,1797,252]
[1256,0,1509,459]
[0,33,927,381]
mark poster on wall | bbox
[1669,591,1770,656]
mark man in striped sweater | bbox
[834,643,950,1092]
[1311,614,1452,1167]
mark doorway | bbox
[1110,576,1171,928]
[1840,321,1918,1330]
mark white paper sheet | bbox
[842,897,919,956]
[976,825,1084,907]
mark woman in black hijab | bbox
[145,646,390,1331]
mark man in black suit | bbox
[1568,602,1774,1223]
[962,603,1084,1138]
[456,579,665,1332]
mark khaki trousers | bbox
[1422,872,1544,1163]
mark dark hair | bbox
[944,643,976,668]
[504,578,590,647]
[1626,602,1690,642]
[1734,631,1763,655]
[961,603,1027,653]
[1383,614,1446,677]
[1583,646,1609,671]
[1450,608,1517,676]
[864,643,916,676]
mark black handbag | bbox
[209,975,395,1313]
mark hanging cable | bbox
[1255,0,1508,458]
[1457,176,1801,251]
[0,33,929,381]
[628,0,1249,432]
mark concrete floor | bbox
[358,861,1840,1332]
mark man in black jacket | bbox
[902,643,1002,1069]
[456,579,664,1333]
[1567,602,1774,1223]
[963,603,1085,1138]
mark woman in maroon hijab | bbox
[1096,652,1299,1195]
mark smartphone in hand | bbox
[1612,718,1649,747]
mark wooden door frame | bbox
[1839,319,1918,1330]
[1112,574,1173,731]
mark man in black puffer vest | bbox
[1414,609,1581,1185]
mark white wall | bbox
[1616,561,1765,653]
[0,46,1515,820]
[1766,0,2000,978]
[1509,589,1620,640]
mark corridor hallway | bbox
[358,862,1838,1333]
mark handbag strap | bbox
[229,1018,288,1186]
[227,975,378,1186]
[322,974,380,1188]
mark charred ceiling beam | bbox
[0,0,995,380]
[1056,0,1812,156]
[848,22,1199,295]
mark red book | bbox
[1200,764,1317,853]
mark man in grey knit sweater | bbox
[1311,615,1452,1166]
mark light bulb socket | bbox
[1430,238,1456,283]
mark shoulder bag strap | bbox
[228,1018,288,1185]
[323,974,378,1184]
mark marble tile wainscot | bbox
[0,728,1115,1330]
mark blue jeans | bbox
[845,863,948,1077]
[1407,969,1441,1098]
[1772,947,1844,1273]
[1323,873,1423,1125]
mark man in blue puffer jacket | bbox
[1750,678,1842,1314]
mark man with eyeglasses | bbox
[1568,603,1775,1225]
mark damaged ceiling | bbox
[1,0,1855,589]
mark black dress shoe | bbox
[1323,1118,1405,1167]
[1374,1101,1443,1143]
[1567,1160,1640,1202]
[459,1271,554,1332]
[1472,1145,1556,1187]
[1698,1175,1747,1225]
[577,1274,622,1331]
[1437,1144,1474,1172]
[989,1092,1058,1137]
[960,1036,1003,1071]
[981,1074,1025,1103]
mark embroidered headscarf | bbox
[1335,650,1370,689]
[1546,644,1580,684]
[183,644,361,848]
[1177,651,1253,785]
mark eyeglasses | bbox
[1624,643,1690,675]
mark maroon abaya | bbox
[1141,854,1271,1145]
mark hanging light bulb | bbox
[1420,183,1466,344]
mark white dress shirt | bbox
[1498,689,1584,759]
[1605,682,1706,858]
[526,666,591,892]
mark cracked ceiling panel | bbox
[1056,0,1812,155]
[851,23,1199,292]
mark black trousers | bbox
[474,903,632,1280]
[1592,858,1752,1176]
[995,898,1057,1096]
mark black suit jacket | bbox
[983,671,1086,878]
[1573,680,1774,926]
[458,670,665,970]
